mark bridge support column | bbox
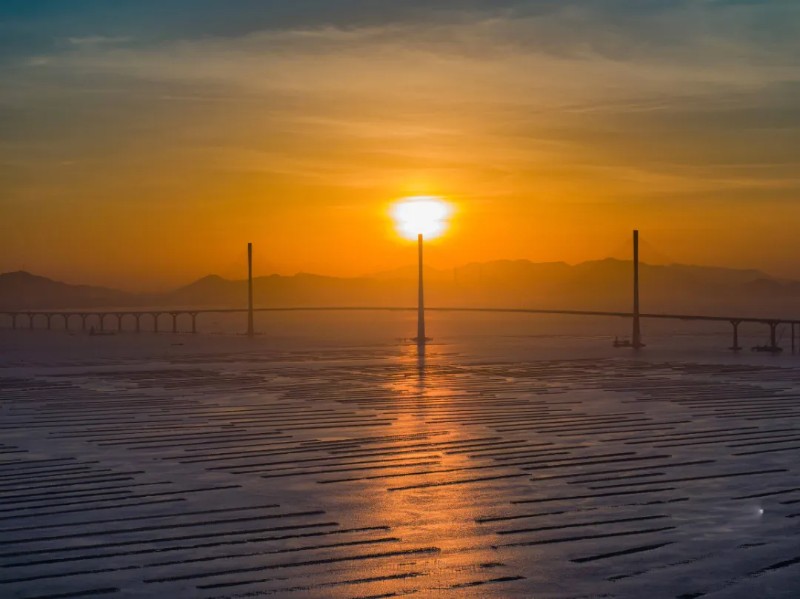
[247,242,254,337]
[153,313,160,333]
[190,312,197,334]
[116,314,124,332]
[171,313,178,334]
[769,321,778,349]
[62,314,69,331]
[80,314,88,331]
[11,314,17,330]
[729,320,741,351]
[46,314,52,331]
[98,314,105,332]
[632,229,643,349]
[135,314,141,333]
[793,323,796,354]
[28,314,34,330]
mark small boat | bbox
[88,327,115,337]
[613,336,633,348]
[751,345,782,353]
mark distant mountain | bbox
[370,264,452,282]
[168,274,242,307]
[0,271,135,309]
[2,260,800,316]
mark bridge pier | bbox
[769,321,779,349]
[729,319,741,351]
[9,310,800,351]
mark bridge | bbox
[4,232,799,352]
[2,306,800,352]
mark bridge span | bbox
[2,306,800,352]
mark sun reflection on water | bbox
[362,343,504,590]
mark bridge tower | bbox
[247,242,254,338]
[632,229,643,349]
[416,233,426,345]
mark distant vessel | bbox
[751,344,782,353]
[88,327,115,337]
[612,336,646,348]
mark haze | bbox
[2,1,799,290]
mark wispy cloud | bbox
[66,35,132,47]
[32,7,794,182]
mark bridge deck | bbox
[2,337,800,597]
[4,305,800,326]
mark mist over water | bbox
[3,312,793,366]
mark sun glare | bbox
[391,196,452,240]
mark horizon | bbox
[1,253,783,295]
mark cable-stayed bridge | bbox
[3,231,798,352]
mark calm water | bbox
[1,311,794,368]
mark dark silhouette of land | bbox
[4,259,800,316]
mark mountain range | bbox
[2,260,800,317]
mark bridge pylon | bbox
[632,230,643,349]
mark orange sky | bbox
[2,2,800,291]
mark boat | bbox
[751,345,782,353]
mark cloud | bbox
[30,2,798,102]
[66,35,132,47]
[2,1,799,198]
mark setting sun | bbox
[391,196,453,240]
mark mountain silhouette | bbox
[2,260,799,316]
[0,271,135,309]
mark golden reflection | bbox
[416,342,426,384]
[362,345,500,590]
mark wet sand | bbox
[2,327,800,598]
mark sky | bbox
[1,0,799,291]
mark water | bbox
[2,314,800,598]
[2,311,791,365]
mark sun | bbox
[391,196,453,240]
